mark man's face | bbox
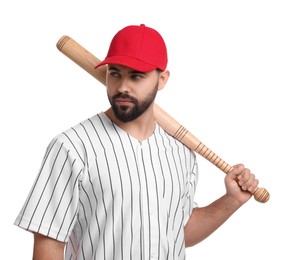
[106,65,160,122]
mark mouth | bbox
[115,98,134,106]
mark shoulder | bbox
[54,112,108,141]
[47,112,111,157]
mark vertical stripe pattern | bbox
[15,112,198,260]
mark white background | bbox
[1,0,290,259]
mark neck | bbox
[105,105,156,141]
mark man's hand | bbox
[225,164,259,204]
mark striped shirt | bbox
[15,112,198,260]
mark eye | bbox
[109,71,120,78]
[131,73,144,80]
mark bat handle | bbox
[173,125,270,203]
[252,187,270,203]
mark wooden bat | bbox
[56,35,270,203]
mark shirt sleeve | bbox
[14,136,84,242]
[183,150,199,226]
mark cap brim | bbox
[95,55,157,72]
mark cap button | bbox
[140,24,145,27]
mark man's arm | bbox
[33,233,65,260]
[184,164,258,247]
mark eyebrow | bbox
[108,65,146,75]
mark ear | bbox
[158,70,170,91]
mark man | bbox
[14,24,258,260]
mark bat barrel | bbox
[56,35,107,84]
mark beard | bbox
[108,83,158,122]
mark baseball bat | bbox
[56,35,270,203]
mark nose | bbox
[117,78,131,93]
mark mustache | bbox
[113,93,136,102]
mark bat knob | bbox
[253,187,270,203]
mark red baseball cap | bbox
[95,24,168,72]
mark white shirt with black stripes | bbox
[15,112,198,260]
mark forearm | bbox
[33,233,65,260]
[184,194,243,247]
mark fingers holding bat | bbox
[225,164,260,204]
